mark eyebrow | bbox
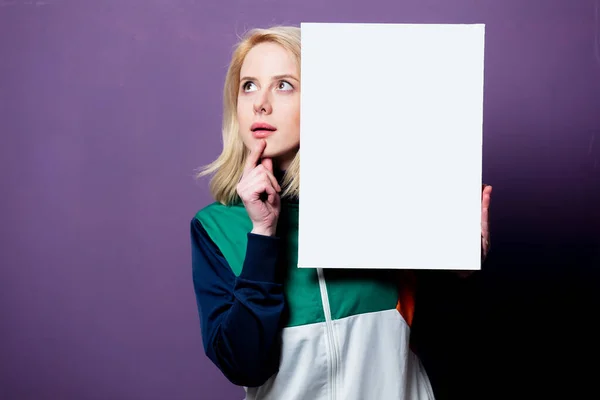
[240,74,300,82]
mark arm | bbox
[190,217,285,387]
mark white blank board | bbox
[298,22,486,270]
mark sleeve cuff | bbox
[238,233,281,283]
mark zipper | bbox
[316,267,339,400]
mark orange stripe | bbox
[396,270,417,327]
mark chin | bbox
[247,136,298,160]
[261,149,283,159]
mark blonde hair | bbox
[196,25,301,205]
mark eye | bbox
[277,81,293,91]
[242,81,257,92]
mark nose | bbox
[253,91,273,115]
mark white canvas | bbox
[298,22,486,270]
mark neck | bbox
[273,168,299,205]
[276,159,292,171]
[274,167,286,183]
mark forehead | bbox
[240,42,298,77]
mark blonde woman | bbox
[191,25,492,400]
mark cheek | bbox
[236,100,253,145]
[236,101,246,125]
[237,102,252,133]
[293,102,300,126]
[293,102,300,138]
[286,98,300,129]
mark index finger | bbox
[243,140,266,175]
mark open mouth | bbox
[252,127,276,132]
[251,123,277,137]
[251,124,276,132]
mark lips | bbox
[251,122,277,138]
[251,122,276,132]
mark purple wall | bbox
[1,1,598,399]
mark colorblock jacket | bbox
[190,194,435,400]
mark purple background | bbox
[1,0,599,399]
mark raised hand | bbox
[236,140,282,236]
[481,184,492,260]
[455,183,493,278]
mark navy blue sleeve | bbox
[190,217,285,387]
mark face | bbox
[237,42,300,171]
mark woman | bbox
[191,25,492,400]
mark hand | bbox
[481,184,492,261]
[455,183,493,278]
[236,140,282,236]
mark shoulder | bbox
[194,201,227,220]
[192,201,252,252]
[194,201,249,226]
[191,202,253,277]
